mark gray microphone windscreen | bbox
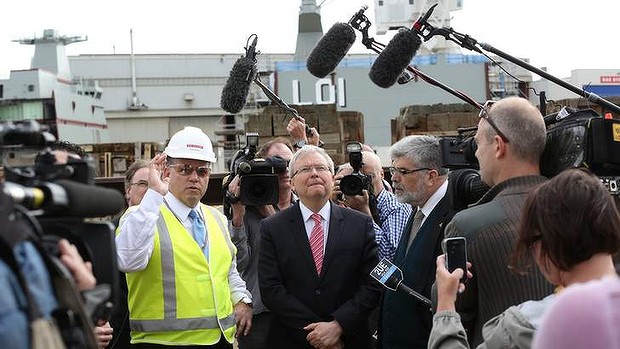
[220,57,257,114]
[369,29,422,88]
[306,23,356,78]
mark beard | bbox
[393,179,427,207]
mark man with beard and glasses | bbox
[332,150,411,262]
[378,135,451,349]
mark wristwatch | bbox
[293,139,307,150]
[239,296,253,308]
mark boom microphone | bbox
[220,35,259,114]
[4,180,126,218]
[369,28,422,88]
[220,56,257,114]
[371,257,432,308]
[306,22,356,78]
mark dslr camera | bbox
[226,132,288,207]
[339,142,372,196]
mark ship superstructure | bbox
[0,29,109,144]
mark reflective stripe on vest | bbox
[129,207,235,333]
[205,205,236,257]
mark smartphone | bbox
[443,237,468,283]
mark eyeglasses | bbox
[130,180,149,188]
[389,167,431,176]
[292,165,331,178]
[478,100,509,143]
[168,163,212,177]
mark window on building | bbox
[409,0,414,4]
[0,84,3,98]
[27,84,34,92]
[378,0,383,5]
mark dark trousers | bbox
[237,312,272,349]
[131,337,232,349]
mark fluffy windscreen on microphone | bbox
[220,56,257,114]
[306,23,356,78]
[369,29,422,88]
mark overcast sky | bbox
[1,0,618,80]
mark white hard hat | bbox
[164,126,216,163]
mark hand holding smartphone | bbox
[442,237,468,283]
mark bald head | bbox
[483,97,546,163]
[362,151,383,175]
[361,151,386,195]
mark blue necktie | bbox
[189,209,207,255]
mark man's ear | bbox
[495,135,507,159]
[426,168,439,185]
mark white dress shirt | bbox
[298,201,331,250]
[116,188,250,303]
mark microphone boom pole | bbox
[417,22,620,114]
[350,7,482,110]
[253,76,325,147]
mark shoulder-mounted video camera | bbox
[0,120,125,327]
[224,132,287,209]
[438,106,620,213]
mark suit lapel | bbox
[320,204,343,279]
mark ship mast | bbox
[13,29,86,81]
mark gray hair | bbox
[288,145,335,178]
[124,159,150,189]
[483,97,546,163]
[389,135,448,176]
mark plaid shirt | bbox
[373,189,412,261]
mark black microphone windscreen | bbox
[55,180,125,217]
[306,23,356,78]
[369,29,422,88]
[220,57,257,114]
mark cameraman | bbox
[0,194,100,349]
[50,141,114,348]
[441,97,553,346]
[334,150,411,262]
[227,137,295,349]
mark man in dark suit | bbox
[379,135,450,349]
[258,145,381,349]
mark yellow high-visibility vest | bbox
[124,204,236,345]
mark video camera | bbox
[438,106,620,212]
[0,120,125,329]
[340,142,372,196]
[224,132,287,212]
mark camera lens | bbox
[240,174,279,206]
[340,175,363,196]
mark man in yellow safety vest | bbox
[116,126,253,348]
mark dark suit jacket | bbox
[380,196,450,349]
[258,202,381,349]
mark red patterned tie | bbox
[309,213,324,275]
